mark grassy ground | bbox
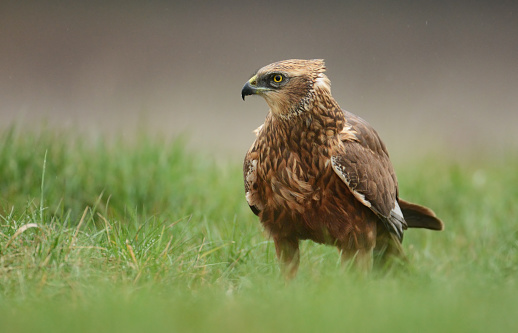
[0,126,517,332]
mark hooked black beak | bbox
[241,81,255,101]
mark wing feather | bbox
[244,150,263,216]
[332,111,407,239]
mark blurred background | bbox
[1,1,517,160]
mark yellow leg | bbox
[274,237,300,280]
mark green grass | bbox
[1,126,517,332]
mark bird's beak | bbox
[241,82,255,101]
[241,75,258,101]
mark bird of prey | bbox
[241,59,443,278]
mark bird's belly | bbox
[259,169,376,246]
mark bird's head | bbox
[241,59,331,118]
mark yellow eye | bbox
[273,74,283,83]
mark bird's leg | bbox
[340,247,373,274]
[273,237,300,279]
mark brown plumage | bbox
[241,59,443,278]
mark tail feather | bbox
[399,199,444,231]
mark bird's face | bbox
[242,59,329,118]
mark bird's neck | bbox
[269,90,345,147]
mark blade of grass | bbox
[5,223,40,248]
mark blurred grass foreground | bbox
[0,126,517,332]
